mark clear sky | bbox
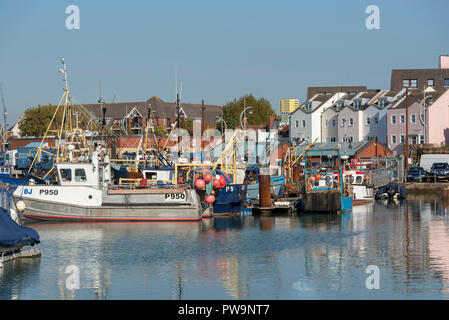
[1,0,449,126]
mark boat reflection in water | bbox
[4,196,449,299]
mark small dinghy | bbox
[374,182,408,200]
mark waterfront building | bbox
[321,105,339,143]
[386,89,449,155]
[289,92,345,144]
[336,92,369,143]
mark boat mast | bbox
[0,83,8,152]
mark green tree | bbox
[180,119,194,135]
[19,103,101,137]
[19,104,59,137]
[221,94,275,129]
[153,125,167,137]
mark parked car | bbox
[407,166,426,182]
[428,162,449,181]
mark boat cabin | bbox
[141,168,174,183]
[56,162,111,187]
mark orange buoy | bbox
[315,174,321,180]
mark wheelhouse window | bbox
[145,172,158,180]
[60,169,72,181]
[75,168,87,182]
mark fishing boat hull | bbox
[12,185,203,222]
[213,184,247,215]
[301,190,353,213]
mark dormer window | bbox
[353,99,361,109]
[403,79,418,88]
[304,103,312,110]
[379,98,387,108]
[337,100,344,108]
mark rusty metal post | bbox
[293,166,301,184]
[259,167,271,209]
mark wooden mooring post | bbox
[258,167,272,215]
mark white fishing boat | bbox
[12,158,203,222]
[342,170,374,204]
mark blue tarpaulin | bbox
[0,208,40,246]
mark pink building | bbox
[387,89,449,155]
[426,89,449,145]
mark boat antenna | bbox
[0,83,7,151]
[58,58,69,92]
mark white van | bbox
[420,154,449,172]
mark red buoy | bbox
[219,175,227,188]
[213,177,220,188]
[195,179,205,189]
[205,195,215,203]
[140,179,147,187]
[203,173,212,183]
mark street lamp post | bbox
[216,116,227,135]
[239,107,253,131]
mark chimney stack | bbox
[201,99,206,134]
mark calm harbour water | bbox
[2,196,449,300]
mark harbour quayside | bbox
[11,60,206,222]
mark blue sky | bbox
[1,0,449,125]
